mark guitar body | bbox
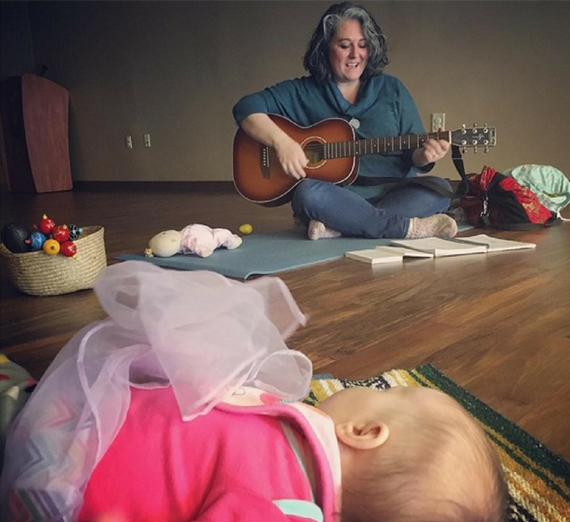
[233,115,359,207]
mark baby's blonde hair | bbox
[342,393,509,522]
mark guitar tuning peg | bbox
[484,146,490,153]
[474,147,478,154]
[461,147,467,154]
[473,123,478,128]
[461,124,467,134]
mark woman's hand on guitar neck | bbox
[240,113,308,180]
[412,127,450,168]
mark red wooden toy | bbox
[60,240,77,258]
[38,214,56,235]
[52,225,70,243]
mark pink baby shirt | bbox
[80,385,342,522]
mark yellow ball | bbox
[239,223,253,235]
[43,238,61,255]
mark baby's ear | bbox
[335,421,389,450]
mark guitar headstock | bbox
[450,124,496,153]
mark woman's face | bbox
[328,19,369,85]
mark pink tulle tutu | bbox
[1,261,312,521]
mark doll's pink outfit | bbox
[1,262,335,521]
[180,223,242,257]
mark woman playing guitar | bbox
[233,2,457,240]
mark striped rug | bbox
[307,364,570,522]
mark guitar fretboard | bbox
[320,131,451,159]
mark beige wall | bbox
[24,1,570,182]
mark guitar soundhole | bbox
[303,140,325,167]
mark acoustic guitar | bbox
[233,114,496,207]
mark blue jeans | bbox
[291,177,453,238]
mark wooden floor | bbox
[2,183,569,461]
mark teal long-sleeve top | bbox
[233,73,433,201]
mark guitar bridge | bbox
[261,145,270,178]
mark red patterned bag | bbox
[459,166,560,230]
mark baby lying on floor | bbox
[80,383,507,522]
[1,262,508,522]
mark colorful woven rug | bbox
[307,364,570,522]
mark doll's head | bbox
[145,230,182,258]
[318,386,508,522]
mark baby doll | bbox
[1,262,507,522]
[145,223,242,258]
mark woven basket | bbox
[0,226,107,296]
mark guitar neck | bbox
[323,130,451,159]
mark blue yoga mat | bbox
[117,228,394,279]
[117,225,473,279]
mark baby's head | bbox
[318,386,508,522]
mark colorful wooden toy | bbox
[67,224,83,240]
[26,231,47,250]
[52,225,70,243]
[43,238,60,255]
[60,241,77,258]
[239,223,253,235]
[38,214,56,235]
[1,223,31,253]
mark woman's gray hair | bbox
[303,2,389,84]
